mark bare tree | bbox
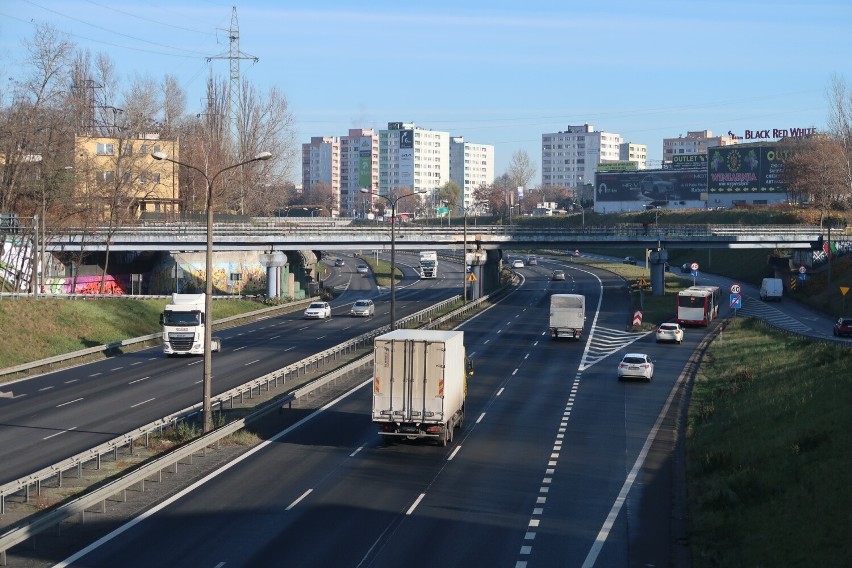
[826,75,852,198]
[506,150,537,194]
[781,134,849,227]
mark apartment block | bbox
[450,136,494,212]
[378,122,450,203]
[73,134,179,217]
[542,124,622,188]
[339,129,379,217]
[619,142,647,169]
[301,136,340,211]
[662,130,738,165]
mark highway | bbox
[57,258,704,567]
[0,252,462,487]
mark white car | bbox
[511,259,524,268]
[303,301,332,319]
[356,264,370,274]
[350,299,375,317]
[656,323,684,344]
[617,353,654,382]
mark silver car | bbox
[350,299,375,317]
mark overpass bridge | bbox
[45,222,826,253]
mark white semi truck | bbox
[371,329,471,446]
[160,293,221,356]
[549,293,586,340]
[419,250,438,278]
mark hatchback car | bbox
[656,322,684,344]
[350,299,375,317]
[334,258,345,267]
[512,259,525,268]
[617,353,654,382]
[623,256,637,265]
[356,264,370,274]
[552,270,566,281]
[303,301,332,319]
[527,256,538,265]
[833,317,852,337]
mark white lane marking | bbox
[483,339,490,344]
[128,376,150,385]
[130,398,155,408]
[244,360,260,366]
[110,367,123,371]
[476,412,486,424]
[582,352,688,567]
[64,379,79,384]
[270,335,280,340]
[39,386,55,391]
[44,426,77,440]
[187,360,202,366]
[56,398,84,408]
[317,335,327,340]
[214,563,225,568]
[406,493,426,515]
[512,369,518,376]
[350,446,364,457]
[234,346,246,351]
[298,326,309,331]
[286,489,313,511]
[130,362,142,366]
[524,353,529,360]
[89,372,102,377]
[284,346,295,351]
[497,388,504,396]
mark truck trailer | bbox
[419,251,438,278]
[372,329,470,445]
[160,293,221,356]
[549,293,586,340]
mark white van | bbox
[760,278,783,301]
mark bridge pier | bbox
[648,248,669,296]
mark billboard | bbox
[358,138,372,187]
[399,129,414,187]
[707,145,788,193]
[595,170,707,203]
[670,154,707,170]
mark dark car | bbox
[833,317,852,337]
[680,263,692,273]
[623,257,637,265]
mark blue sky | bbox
[1,0,848,184]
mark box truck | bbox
[760,278,783,302]
[160,293,221,356]
[419,251,438,278]
[372,329,471,445]
[549,293,586,340]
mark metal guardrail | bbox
[0,297,317,379]
[0,289,495,563]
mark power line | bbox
[80,0,216,37]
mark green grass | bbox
[358,256,402,288]
[687,318,852,566]
[0,298,263,370]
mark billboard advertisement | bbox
[399,129,414,187]
[595,170,707,203]
[670,154,707,170]
[358,138,372,187]
[707,145,788,193]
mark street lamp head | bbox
[359,188,371,194]
[254,151,272,161]
[151,151,168,161]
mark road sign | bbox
[730,293,742,309]
[799,273,807,282]
[841,286,850,297]
[690,262,699,271]
[730,283,741,294]
[799,265,807,274]
[789,277,797,290]
[638,278,648,288]
[632,310,643,326]
[467,273,477,282]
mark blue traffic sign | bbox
[730,293,742,309]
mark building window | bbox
[139,144,148,154]
[97,143,114,156]
[97,170,115,183]
[152,173,161,184]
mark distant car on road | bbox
[617,353,654,382]
[303,301,332,319]
[334,258,345,267]
[552,270,566,281]
[656,322,684,344]
[623,257,637,265]
[512,259,525,268]
[350,299,375,317]
[356,264,370,274]
[527,255,538,265]
[833,317,852,337]
[680,262,692,273]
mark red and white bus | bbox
[676,285,720,326]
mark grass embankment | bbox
[0,298,263,371]
[687,318,852,566]
[358,255,402,288]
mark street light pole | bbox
[152,150,271,433]
[361,187,425,330]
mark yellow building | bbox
[74,134,180,218]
